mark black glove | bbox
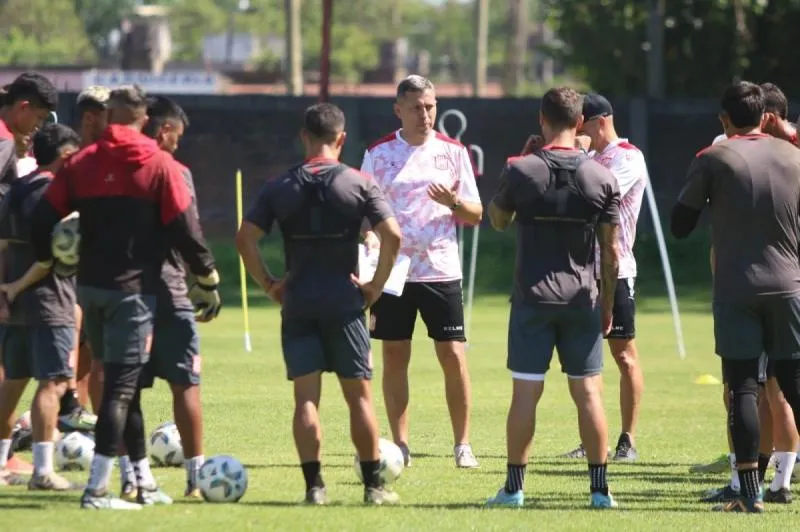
[189,270,221,322]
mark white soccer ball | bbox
[353,438,405,485]
[55,432,94,471]
[149,423,184,467]
[52,211,80,269]
[14,410,31,431]
[197,455,248,503]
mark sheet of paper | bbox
[358,244,410,296]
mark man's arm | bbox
[359,150,382,248]
[488,162,518,231]
[451,147,482,225]
[368,218,401,290]
[31,167,73,270]
[671,154,711,239]
[597,222,621,314]
[235,221,279,294]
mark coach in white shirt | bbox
[361,75,482,469]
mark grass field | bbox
[1,294,796,530]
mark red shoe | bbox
[7,455,33,475]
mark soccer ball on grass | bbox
[353,438,405,484]
[149,423,184,467]
[55,431,94,471]
[197,455,248,503]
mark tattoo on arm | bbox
[598,223,620,311]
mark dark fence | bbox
[55,93,770,237]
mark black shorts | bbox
[713,295,800,362]
[721,354,773,385]
[599,278,635,339]
[281,311,372,380]
[1,325,74,381]
[369,281,466,342]
[141,309,200,388]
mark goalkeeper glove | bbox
[189,270,222,322]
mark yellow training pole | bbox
[236,169,252,352]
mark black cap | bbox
[583,93,613,121]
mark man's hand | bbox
[350,274,382,308]
[265,276,287,305]
[427,181,460,208]
[575,135,592,152]
[0,281,22,304]
[189,270,222,322]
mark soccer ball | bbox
[55,432,94,471]
[149,423,184,467]
[353,438,404,484]
[197,455,248,503]
[51,211,80,275]
[14,410,31,431]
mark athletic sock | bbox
[301,461,324,492]
[728,453,740,491]
[758,453,771,483]
[589,463,609,496]
[504,463,526,494]
[118,455,136,487]
[738,467,761,500]
[32,442,54,476]
[185,455,205,488]
[59,389,80,416]
[87,454,115,492]
[0,439,11,468]
[134,458,157,490]
[770,451,797,491]
[359,460,381,489]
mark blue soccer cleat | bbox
[486,487,524,507]
[590,491,618,509]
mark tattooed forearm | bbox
[598,223,620,313]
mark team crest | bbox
[434,154,449,170]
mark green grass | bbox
[1,294,796,529]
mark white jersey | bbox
[592,138,647,279]
[361,130,481,282]
[16,156,36,178]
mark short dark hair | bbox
[540,87,584,130]
[721,81,765,129]
[5,72,58,111]
[108,85,148,124]
[761,82,788,120]
[396,75,435,100]
[32,123,80,166]
[303,103,345,142]
[143,96,189,138]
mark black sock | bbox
[504,463,526,494]
[300,461,324,492]
[59,389,80,415]
[589,463,609,495]
[359,460,381,489]
[738,467,760,499]
[757,453,771,483]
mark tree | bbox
[0,0,96,65]
[72,0,138,57]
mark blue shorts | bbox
[141,309,200,388]
[1,325,74,381]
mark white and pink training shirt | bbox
[591,138,648,280]
[361,130,481,283]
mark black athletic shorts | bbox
[597,278,635,340]
[714,295,800,362]
[721,353,772,385]
[141,309,200,388]
[369,280,466,342]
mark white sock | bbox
[87,454,115,492]
[0,439,11,468]
[729,453,740,491]
[770,451,797,491]
[118,455,136,487]
[134,458,156,489]
[32,441,54,476]
[185,455,204,487]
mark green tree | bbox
[73,0,137,56]
[0,0,96,65]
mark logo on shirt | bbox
[434,154,449,170]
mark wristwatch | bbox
[450,200,462,211]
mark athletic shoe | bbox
[184,484,202,500]
[486,487,524,507]
[6,455,33,475]
[689,454,729,474]
[398,443,412,468]
[590,491,618,509]
[0,468,26,486]
[455,444,479,468]
[612,433,638,462]
[560,443,612,459]
[120,481,137,502]
[80,489,142,510]
[712,497,764,513]
[10,426,32,452]
[304,486,327,505]
[28,472,84,491]
[136,486,173,506]
[702,484,740,503]
[58,408,97,432]
[764,487,792,504]
[364,486,400,505]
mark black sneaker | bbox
[702,484,740,503]
[612,433,638,462]
[304,486,327,505]
[561,443,587,459]
[764,487,792,504]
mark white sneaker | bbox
[81,489,142,510]
[454,444,479,468]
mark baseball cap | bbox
[583,93,613,121]
[77,85,111,107]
